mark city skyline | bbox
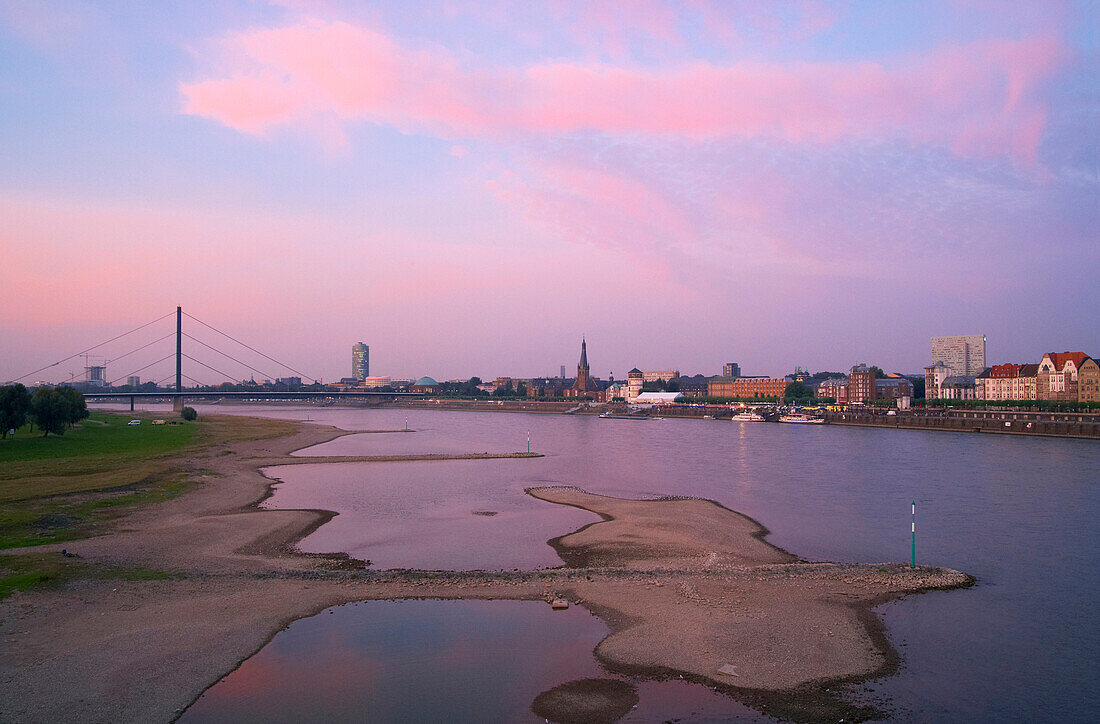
[2,1,1097,382]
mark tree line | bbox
[0,384,89,438]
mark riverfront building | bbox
[975,363,1038,401]
[931,334,986,377]
[924,362,951,399]
[708,376,786,399]
[1037,352,1089,402]
[352,342,369,382]
[814,367,912,403]
[848,365,875,403]
[1078,357,1100,402]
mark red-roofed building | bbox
[977,362,1039,401]
[1037,352,1090,402]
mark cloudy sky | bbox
[1,0,1096,384]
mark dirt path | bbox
[0,415,971,723]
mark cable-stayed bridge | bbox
[11,307,419,409]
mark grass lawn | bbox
[0,411,196,502]
[0,410,299,550]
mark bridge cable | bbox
[180,332,275,382]
[180,353,239,384]
[12,311,175,383]
[105,332,176,368]
[108,353,177,386]
[181,312,318,383]
[154,372,180,387]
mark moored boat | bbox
[779,414,825,424]
[731,411,766,422]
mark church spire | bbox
[579,337,588,370]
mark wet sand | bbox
[0,416,970,723]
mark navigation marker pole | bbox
[527,430,531,454]
[911,501,916,568]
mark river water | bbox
[104,404,1100,721]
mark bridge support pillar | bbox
[173,397,183,413]
[130,396,135,412]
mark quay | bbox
[825,409,1100,440]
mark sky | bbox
[1,0,1097,384]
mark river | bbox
[103,404,1100,721]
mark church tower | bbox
[571,338,599,394]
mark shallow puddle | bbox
[181,599,763,723]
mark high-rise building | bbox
[351,342,369,382]
[560,365,566,378]
[127,376,141,387]
[722,362,741,378]
[931,334,986,377]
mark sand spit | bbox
[0,416,971,724]
[528,486,796,568]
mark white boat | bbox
[779,415,825,424]
[731,411,766,422]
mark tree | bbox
[56,386,88,427]
[181,406,197,421]
[869,366,886,379]
[783,381,812,400]
[912,377,926,399]
[0,384,32,438]
[29,388,69,437]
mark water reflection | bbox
[181,600,763,723]
[262,460,598,570]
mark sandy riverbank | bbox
[0,415,971,723]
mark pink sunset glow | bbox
[182,21,1062,163]
[1,0,1096,384]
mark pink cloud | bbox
[181,20,1064,163]
[486,158,694,265]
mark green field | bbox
[0,411,195,466]
[0,411,199,549]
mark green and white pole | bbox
[527,429,531,454]
[911,500,916,568]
